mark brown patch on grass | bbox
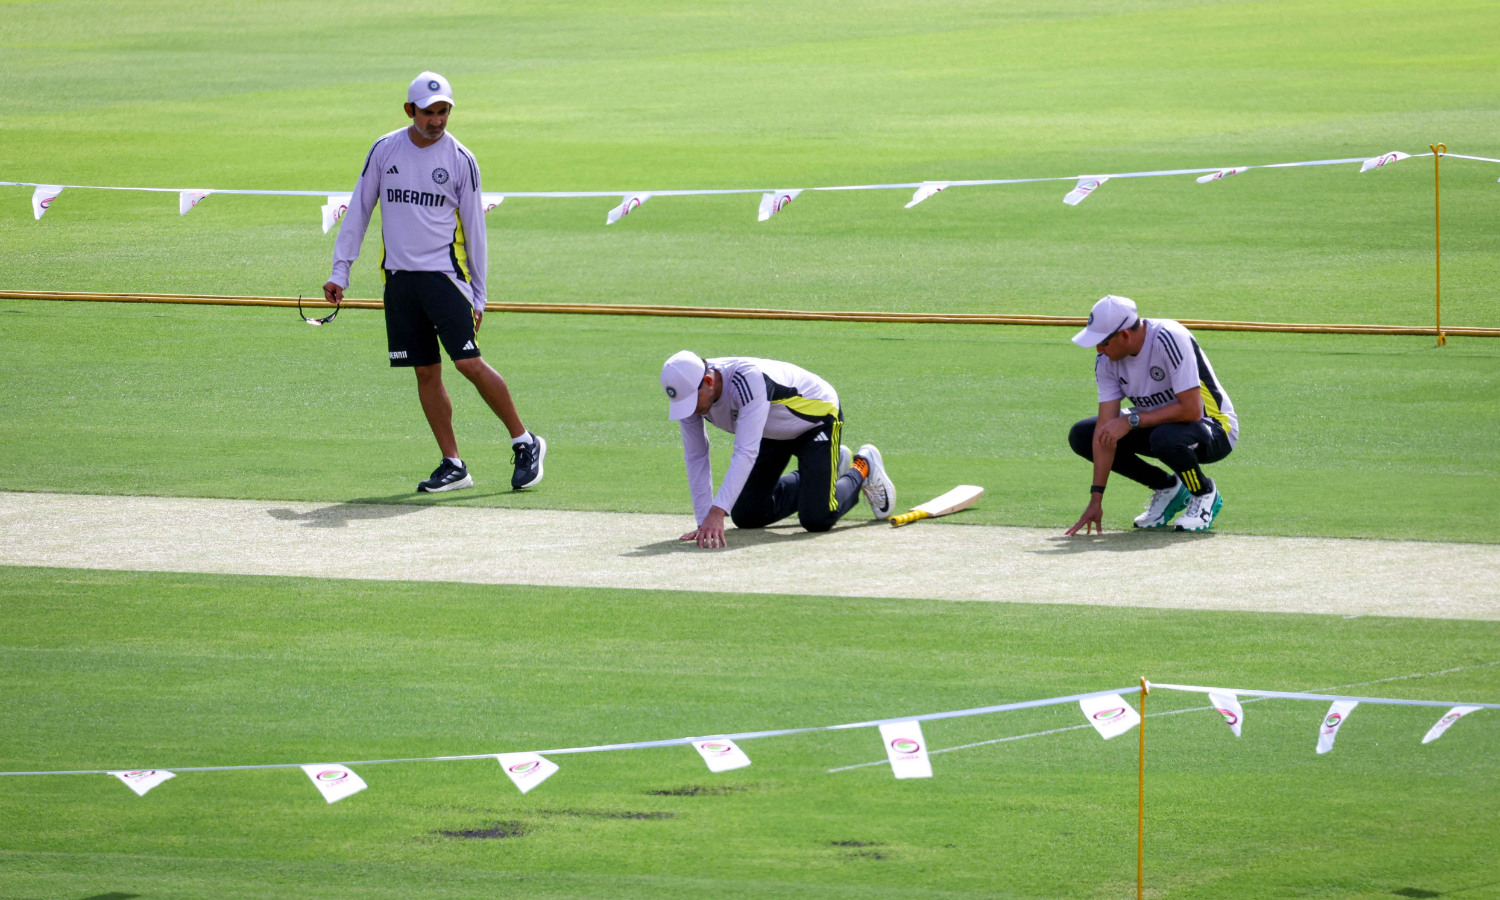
[437,821,528,839]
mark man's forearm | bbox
[1092,443,1113,489]
[1137,396,1201,427]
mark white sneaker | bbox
[1172,486,1223,532]
[856,444,896,520]
[1134,478,1189,529]
[838,445,852,478]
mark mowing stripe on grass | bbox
[2,491,1496,619]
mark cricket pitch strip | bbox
[1,491,1495,620]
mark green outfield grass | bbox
[0,0,1498,328]
[2,298,1496,542]
[1,567,1498,899]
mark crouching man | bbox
[660,351,896,548]
[1065,295,1239,535]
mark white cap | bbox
[408,71,454,109]
[661,350,707,420]
[1072,295,1140,347]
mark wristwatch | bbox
[1127,411,1141,429]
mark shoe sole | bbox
[1173,493,1224,532]
[858,445,895,520]
[418,473,474,493]
[1133,487,1190,529]
[512,435,547,490]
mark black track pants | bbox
[1068,416,1232,490]
[730,417,864,533]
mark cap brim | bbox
[668,394,698,420]
[412,93,454,109]
[1071,327,1113,348]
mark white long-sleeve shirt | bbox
[329,128,488,311]
[679,357,841,523]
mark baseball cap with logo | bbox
[661,350,707,420]
[1072,295,1140,347]
[408,71,454,109]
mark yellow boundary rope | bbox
[3,290,1496,337]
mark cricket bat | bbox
[889,485,984,527]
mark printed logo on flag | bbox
[1316,700,1357,755]
[1422,706,1480,744]
[1361,151,1411,173]
[110,768,176,797]
[1079,693,1141,739]
[1063,176,1108,206]
[481,194,504,213]
[878,721,933,779]
[692,738,752,772]
[299,763,367,804]
[495,753,559,794]
[1217,708,1239,725]
[42,197,55,209]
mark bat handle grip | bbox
[889,510,931,528]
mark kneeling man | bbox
[1065,295,1239,535]
[660,351,896,548]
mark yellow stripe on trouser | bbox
[829,417,842,511]
[1200,383,1231,435]
[1182,469,1200,492]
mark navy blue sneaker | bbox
[418,459,473,493]
[511,433,547,490]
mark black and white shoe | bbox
[418,459,474,493]
[511,433,547,490]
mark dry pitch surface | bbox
[2,491,1495,620]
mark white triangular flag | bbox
[1080,693,1141,739]
[879,720,933,779]
[1063,176,1107,206]
[1422,706,1480,744]
[178,190,211,216]
[481,193,505,213]
[109,769,175,797]
[1316,700,1358,754]
[321,194,352,234]
[757,188,802,222]
[1360,151,1411,173]
[496,752,558,794]
[1196,167,1248,184]
[31,185,64,220]
[300,763,367,803]
[692,738,752,773]
[606,193,650,225]
[1207,691,1243,737]
[905,182,949,209]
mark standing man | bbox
[323,71,545,493]
[1065,295,1238,534]
[659,351,897,548]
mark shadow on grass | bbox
[266,490,518,528]
[622,519,884,557]
[1032,529,1217,554]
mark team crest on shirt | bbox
[432,168,450,185]
[665,386,677,399]
[1150,366,1166,381]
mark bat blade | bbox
[911,485,984,518]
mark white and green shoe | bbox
[1133,479,1190,529]
[1172,486,1223,532]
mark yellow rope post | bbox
[1431,143,1447,347]
[1138,676,1148,900]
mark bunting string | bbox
[5,148,1495,229]
[3,680,1496,802]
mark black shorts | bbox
[383,270,481,368]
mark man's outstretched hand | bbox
[681,506,729,548]
[1066,497,1104,536]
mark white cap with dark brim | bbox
[1072,295,1140,347]
[408,71,454,109]
[661,350,707,420]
